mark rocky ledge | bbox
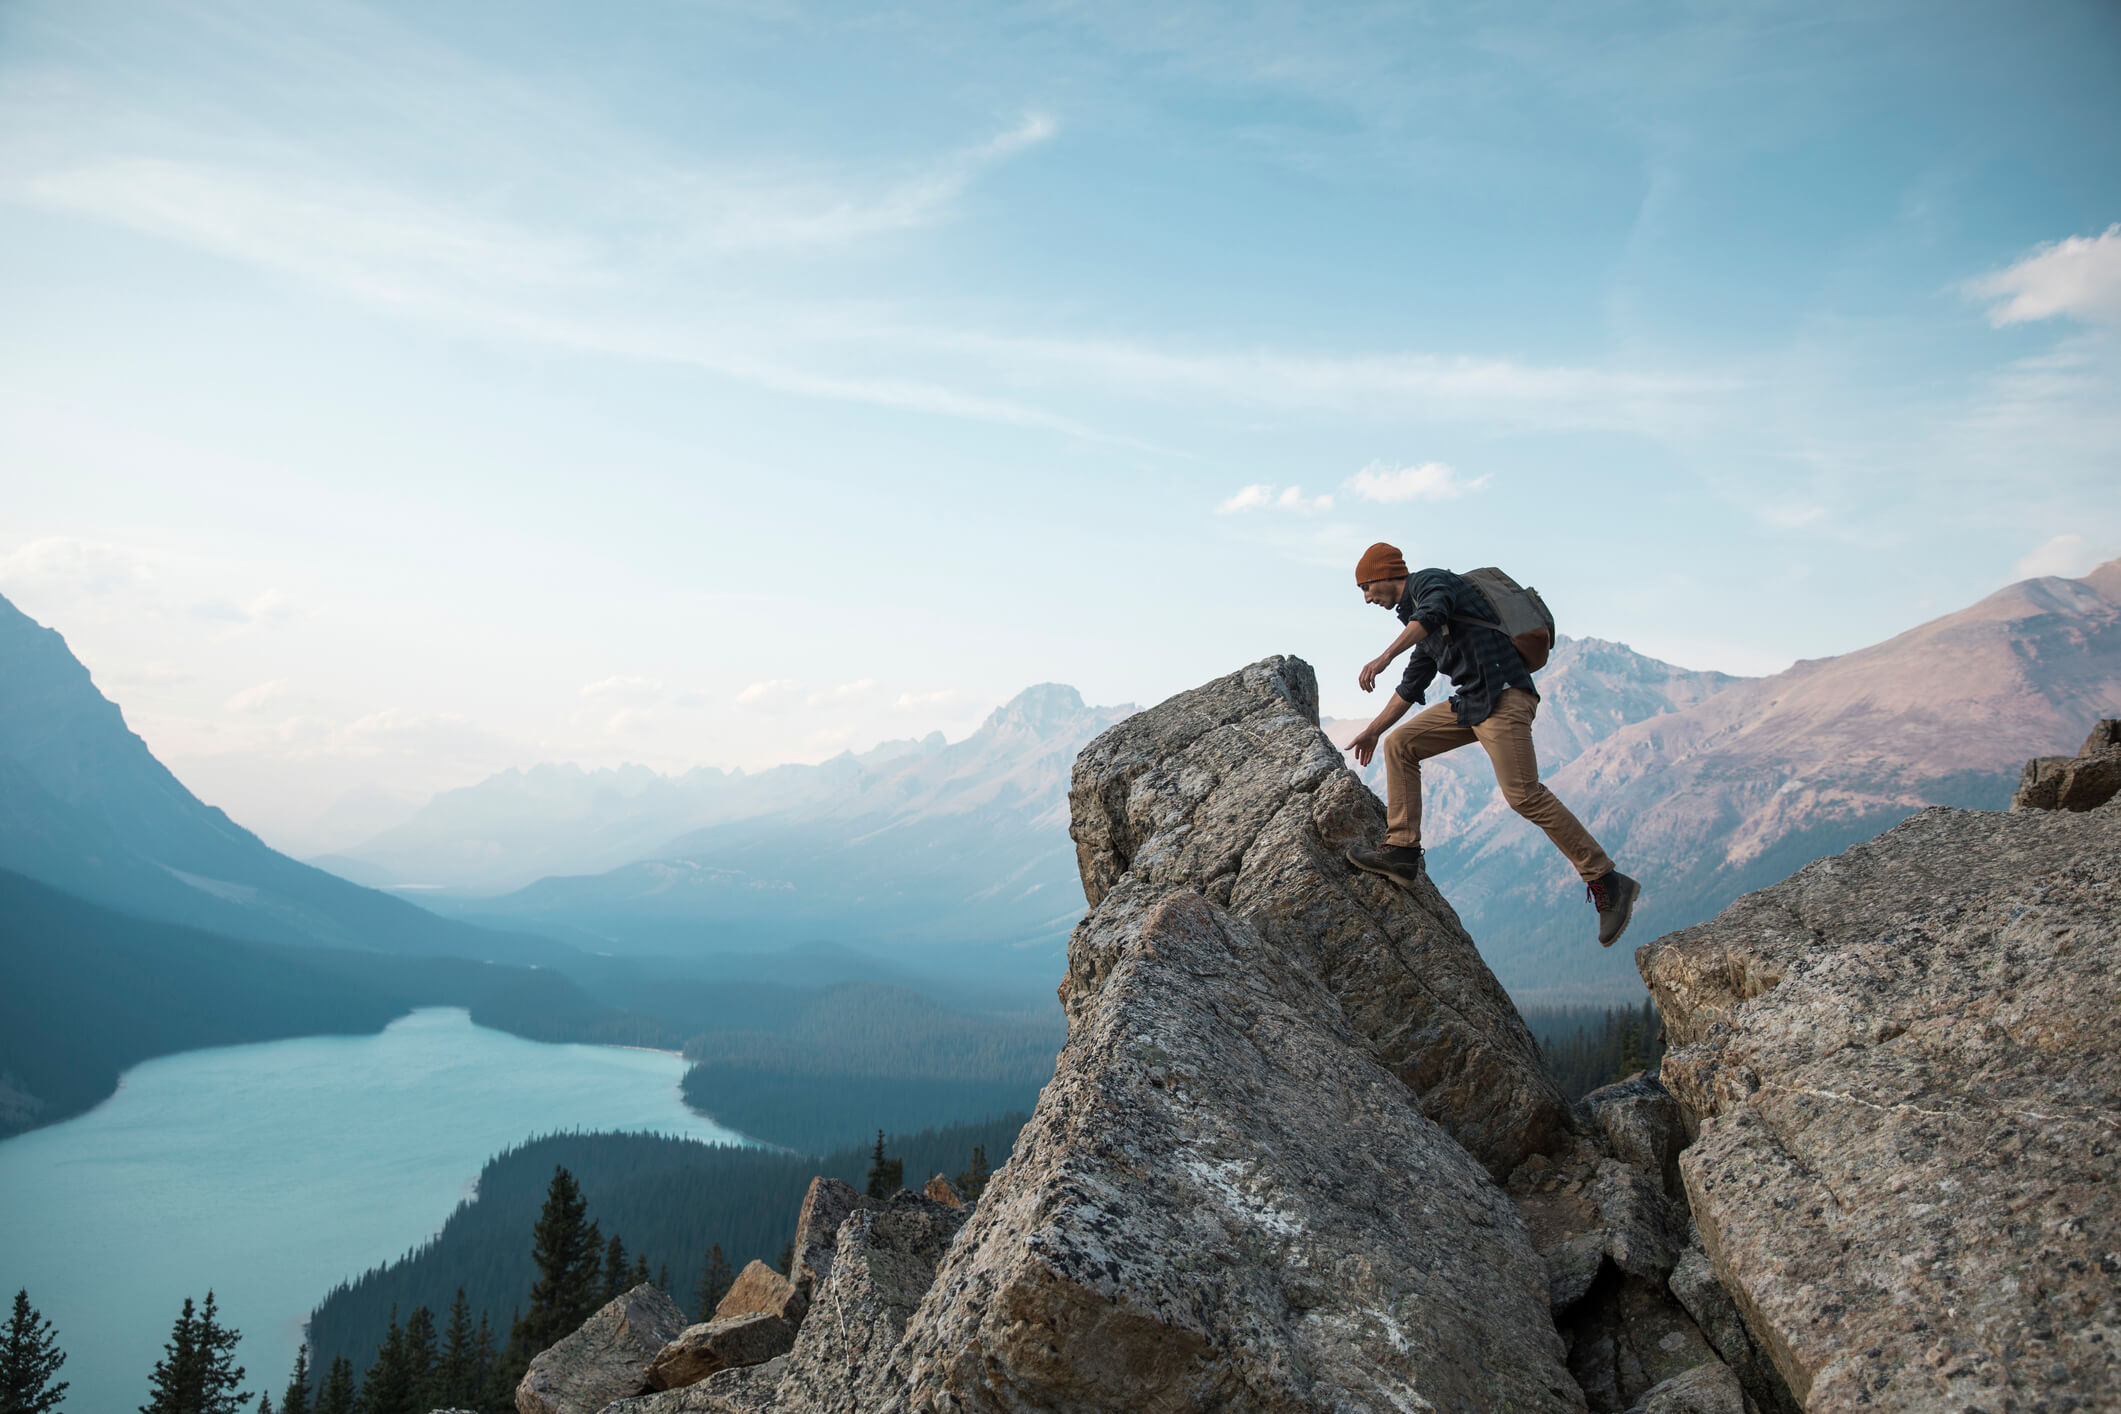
[514,673,2117,1414]
[1640,789,2120,1412]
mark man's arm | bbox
[1358,619,1429,692]
[1346,690,1414,767]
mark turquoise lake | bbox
[0,1009,746,1413]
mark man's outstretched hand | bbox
[1348,729,1379,767]
[1358,656,1390,692]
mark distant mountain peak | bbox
[981,683,1091,735]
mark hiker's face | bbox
[1361,579,1403,608]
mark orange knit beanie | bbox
[1354,542,1408,585]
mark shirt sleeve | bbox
[1407,580,1453,636]
[1395,649,1438,704]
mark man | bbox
[1341,542,1641,947]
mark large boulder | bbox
[770,1190,968,1413]
[712,1261,800,1325]
[2013,717,2121,812]
[595,1357,788,1414]
[893,889,1583,1412]
[1064,655,1571,1178]
[1638,800,2121,1411]
[516,1285,688,1414]
[644,1313,794,1391]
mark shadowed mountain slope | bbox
[0,593,570,964]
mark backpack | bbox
[1452,567,1557,672]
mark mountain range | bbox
[8,561,2116,1014]
[330,684,1135,982]
[1410,560,2121,1001]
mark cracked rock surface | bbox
[1063,654,1571,1178]
[1639,800,2121,1412]
[896,888,1581,1412]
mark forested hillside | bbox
[677,982,1062,1151]
[304,1116,1027,1386]
[0,870,686,1136]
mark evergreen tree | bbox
[777,1241,794,1276]
[257,1392,273,1414]
[511,1167,602,1357]
[691,1244,733,1321]
[400,1307,439,1414]
[864,1131,902,1198]
[143,1291,246,1414]
[655,1263,670,1293]
[1,1289,69,1414]
[315,1357,355,1414]
[600,1234,629,1303]
[279,1344,312,1414]
[357,1307,408,1414]
[435,1291,475,1409]
[469,1314,497,1413]
[630,1254,652,1290]
[955,1144,990,1202]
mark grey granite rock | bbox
[2013,718,2121,812]
[1622,1359,1746,1414]
[1546,1228,1610,1311]
[595,1357,788,1414]
[1666,1235,1796,1414]
[1582,1073,1687,1199]
[770,1191,966,1414]
[1639,800,2121,1412]
[891,889,1583,1413]
[1063,654,1572,1178]
[785,1177,875,1323]
[644,1313,794,1391]
[516,1285,687,1414]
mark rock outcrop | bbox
[1063,655,1571,1178]
[526,671,2119,1414]
[897,889,1581,1411]
[645,1314,796,1391]
[771,1191,967,1413]
[517,1285,687,1414]
[1639,798,2121,1411]
[2013,717,2121,812]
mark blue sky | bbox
[2,0,2117,853]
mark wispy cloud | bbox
[734,678,800,706]
[1343,460,1486,502]
[2014,533,2102,580]
[1216,484,1334,513]
[1969,226,2121,329]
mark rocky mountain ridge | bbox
[1401,560,2121,1003]
[510,663,2119,1413]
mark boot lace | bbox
[1586,876,1613,911]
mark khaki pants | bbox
[1383,687,1613,881]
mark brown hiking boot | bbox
[1347,843,1424,890]
[1587,870,1641,947]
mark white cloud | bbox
[1216,484,1333,514]
[1970,226,2121,329]
[224,679,292,713]
[806,678,876,706]
[895,689,956,708]
[1343,460,1487,503]
[734,678,800,706]
[2014,533,2102,580]
[580,675,664,703]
